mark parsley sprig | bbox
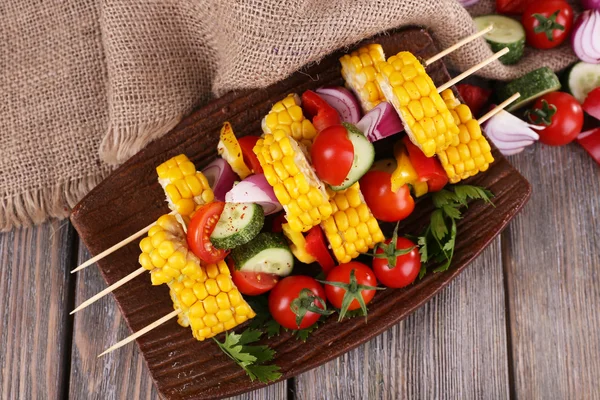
[213,329,282,383]
[417,185,494,278]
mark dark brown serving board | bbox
[70,27,531,399]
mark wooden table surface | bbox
[1,141,599,399]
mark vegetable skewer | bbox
[71,50,515,315]
[71,28,499,275]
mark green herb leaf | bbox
[418,234,429,263]
[453,185,494,205]
[246,364,283,383]
[432,189,458,208]
[442,204,462,220]
[430,209,447,241]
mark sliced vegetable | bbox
[238,135,263,174]
[305,226,336,273]
[390,142,428,197]
[269,276,331,330]
[311,124,355,186]
[402,136,448,193]
[497,67,561,111]
[356,102,404,142]
[496,0,529,14]
[526,92,583,146]
[187,201,229,263]
[456,84,492,117]
[483,108,541,156]
[281,222,317,264]
[231,232,294,276]
[522,1,573,49]
[315,86,362,124]
[230,266,279,296]
[301,90,342,132]
[225,174,282,216]
[582,0,600,10]
[320,262,383,321]
[210,203,264,249]
[330,123,375,191]
[566,62,600,103]
[474,15,525,65]
[359,170,415,222]
[583,87,600,120]
[217,122,252,179]
[571,10,600,64]
[577,128,600,165]
[201,158,237,202]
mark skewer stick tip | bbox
[477,92,521,125]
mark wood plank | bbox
[69,240,288,399]
[294,239,510,399]
[0,220,75,400]
[503,144,600,399]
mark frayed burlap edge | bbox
[99,117,183,165]
[1,174,107,232]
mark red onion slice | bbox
[315,87,362,123]
[356,102,404,142]
[202,158,237,201]
[572,10,600,64]
[483,108,541,156]
[225,174,282,215]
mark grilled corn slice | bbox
[340,44,386,113]
[156,154,215,220]
[438,89,494,183]
[169,260,255,341]
[376,51,459,157]
[254,129,333,233]
[262,94,318,149]
[321,183,384,263]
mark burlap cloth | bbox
[0,0,578,231]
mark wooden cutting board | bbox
[70,27,531,399]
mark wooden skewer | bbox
[425,25,493,66]
[70,267,147,314]
[98,309,181,358]
[437,47,509,94]
[477,92,521,125]
[71,210,175,273]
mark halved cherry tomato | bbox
[522,1,573,49]
[526,92,583,146]
[402,136,448,192]
[359,170,415,222]
[230,264,279,296]
[301,90,341,132]
[372,237,420,289]
[311,124,354,186]
[305,226,336,273]
[187,201,229,263]
[238,135,263,174]
[269,275,329,329]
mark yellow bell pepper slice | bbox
[217,122,252,179]
[391,142,428,197]
[282,223,317,264]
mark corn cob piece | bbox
[156,154,215,219]
[262,94,318,149]
[376,51,459,157]
[340,44,386,113]
[254,129,333,233]
[438,89,494,183]
[321,183,385,264]
[169,260,255,341]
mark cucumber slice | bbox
[210,202,264,249]
[497,67,561,111]
[330,123,375,191]
[231,232,294,276]
[474,15,525,65]
[566,62,600,104]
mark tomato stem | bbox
[532,11,565,41]
[289,288,333,328]
[525,100,556,126]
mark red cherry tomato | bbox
[323,262,378,312]
[527,92,583,146]
[359,170,415,222]
[230,265,279,296]
[187,201,229,263]
[372,237,421,288]
[238,135,263,174]
[311,125,354,186]
[268,276,327,330]
[522,1,573,49]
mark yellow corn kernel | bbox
[216,292,231,310]
[340,44,386,112]
[216,274,233,292]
